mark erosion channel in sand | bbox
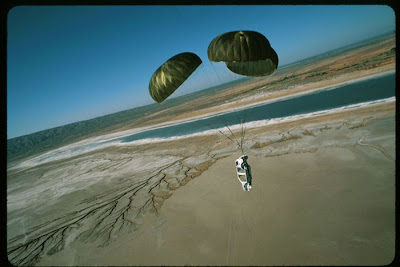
[7,33,395,266]
[8,99,395,266]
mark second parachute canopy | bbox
[207,30,278,77]
[149,52,202,103]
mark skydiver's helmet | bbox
[236,157,243,170]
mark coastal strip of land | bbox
[8,34,396,265]
[8,96,395,266]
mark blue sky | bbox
[7,5,395,138]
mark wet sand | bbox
[7,33,396,266]
[7,37,396,264]
[28,99,396,266]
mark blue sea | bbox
[118,72,395,143]
[18,72,395,167]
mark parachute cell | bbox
[207,31,278,77]
[149,52,202,103]
[225,47,278,76]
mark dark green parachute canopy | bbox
[225,47,278,76]
[207,30,278,77]
[149,52,202,103]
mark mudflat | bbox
[29,100,396,266]
[7,34,395,266]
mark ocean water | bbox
[13,72,395,169]
[120,73,395,143]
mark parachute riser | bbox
[218,116,247,155]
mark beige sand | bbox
[156,141,395,266]
[8,34,396,266]
[33,100,395,266]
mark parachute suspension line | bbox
[203,63,213,92]
[210,62,223,86]
[187,62,209,96]
[217,109,249,154]
[233,112,244,154]
[240,119,245,154]
[232,110,247,155]
[218,118,242,151]
[225,123,241,148]
[219,124,245,154]
[186,62,205,96]
[195,63,208,93]
[218,129,241,149]
[240,118,247,155]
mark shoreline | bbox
[8,32,396,267]
[217,68,395,113]
[32,96,396,266]
[9,97,395,171]
[108,96,396,145]
[8,69,395,170]
[8,96,395,266]
[79,67,396,143]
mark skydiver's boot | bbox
[243,183,248,191]
[243,182,251,191]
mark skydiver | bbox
[235,155,252,191]
[242,155,252,187]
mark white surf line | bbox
[111,68,396,141]
[231,69,395,111]
[57,69,397,147]
[9,71,395,170]
[115,96,396,145]
[10,96,395,170]
[255,95,394,128]
[61,70,399,146]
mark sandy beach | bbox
[9,97,392,266]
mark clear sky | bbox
[7,5,395,139]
